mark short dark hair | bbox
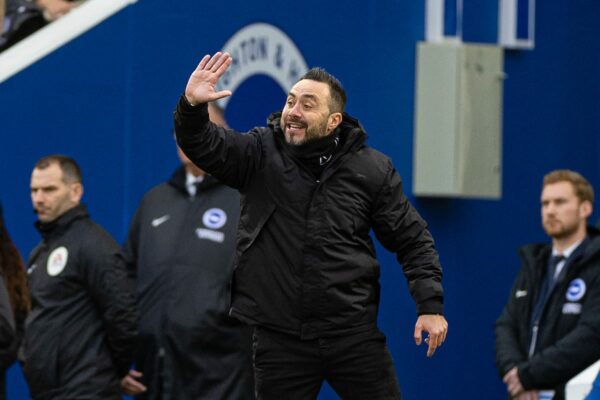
[543,169,594,204]
[34,155,82,184]
[300,67,346,113]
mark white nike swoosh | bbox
[151,215,170,227]
[515,290,528,298]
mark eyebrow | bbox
[287,92,319,104]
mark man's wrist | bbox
[184,95,197,107]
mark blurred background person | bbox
[495,170,600,399]
[24,155,139,399]
[123,103,254,399]
[0,203,26,400]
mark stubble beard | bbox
[282,118,329,146]
[543,218,580,240]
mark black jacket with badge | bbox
[24,205,138,400]
[495,227,600,398]
[174,97,444,339]
[123,167,253,400]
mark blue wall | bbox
[1,1,599,398]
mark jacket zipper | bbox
[529,322,539,358]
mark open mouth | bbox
[286,122,306,132]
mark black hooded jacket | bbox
[495,227,600,398]
[124,167,253,400]
[174,97,444,339]
[24,205,138,400]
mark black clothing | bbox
[284,131,340,178]
[24,205,138,400]
[495,229,600,398]
[252,326,401,400]
[0,276,14,400]
[124,167,253,400]
[174,98,444,340]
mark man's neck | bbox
[186,166,205,178]
[552,227,587,253]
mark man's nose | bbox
[32,191,44,203]
[289,103,302,117]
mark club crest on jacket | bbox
[47,246,69,276]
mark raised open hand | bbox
[184,52,233,106]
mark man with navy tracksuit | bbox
[122,105,254,399]
[496,170,600,400]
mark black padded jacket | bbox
[495,228,600,398]
[175,97,444,339]
[23,205,138,400]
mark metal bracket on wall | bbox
[426,0,535,50]
[498,0,535,49]
[425,0,463,43]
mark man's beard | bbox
[543,218,580,239]
[282,118,329,146]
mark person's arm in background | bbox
[1,0,6,34]
[0,276,15,350]
[35,0,76,21]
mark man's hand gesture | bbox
[414,314,448,357]
[185,52,233,106]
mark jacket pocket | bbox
[237,201,276,254]
[23,329,60,394]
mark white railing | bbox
[0,0,138,84]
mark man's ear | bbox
[70,182,84,204]
[580,200,593,219]
[327,112,343,133]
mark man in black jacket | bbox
[122,106,254,399]
[495,170,600,400]
[174,52,448,399]
[24,155,139,399]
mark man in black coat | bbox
[496,170,600,399]
[24,154,139,399]
[122,105,254,399]
[174,52,448,399]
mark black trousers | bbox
[252,325,402,400]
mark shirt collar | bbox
[553,239,584,258]
[185,172,204,197]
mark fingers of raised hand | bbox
[202,52,231,73]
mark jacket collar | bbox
[520,225,600,272]
[35,204,88,240]
[267,111,368,155]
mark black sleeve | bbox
[123,204,142,285]
[370,162,444,315]
[173,95,262,190]
[494,270,528,379]
[518,272,600,389]
[0,276,14,349]
[0,309,25,371]
[81,245,138,378]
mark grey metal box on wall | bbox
[413,42,504,199]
